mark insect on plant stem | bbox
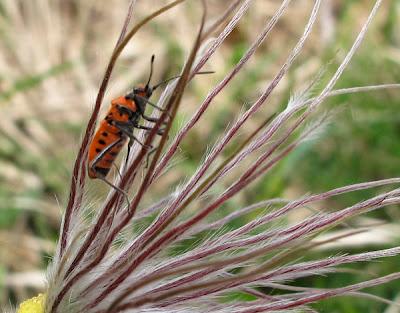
[59,0,187,258]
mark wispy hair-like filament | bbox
[44,1,400,313]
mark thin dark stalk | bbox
[115,0,137,47]
[237,273,400,312]
[109,184,400,302]
[62,0,186,278]
[201,0,243,39]
[98,113,276,308]
[76,2,319,306]
[118,229,367,309]
[82,4,208,309]
[152,0,291,182]
[114,247,400,310]
[135,0,319,259]
[103,3,314,293]
[91,136,313,311]
[58,0,184,258]
[58,0,137,257]
[113,103,321,287]
[51,2,186,312]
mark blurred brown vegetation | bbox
[0,0,399,311]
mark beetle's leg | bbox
[112,120,148,170]
[98,176,131,209]
[112,162,123,181]
[135,124,164,136]
[112,120,153,172]
[140,114,170,127]
[111,120,152,149]
[140,114,161,123]
[89,138,124,174]
[134,95,168,112]
[89,138,131,208]
[145,146,159,168]
[133,125,167,166]
[112,121,165,171]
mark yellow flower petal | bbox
[17,294,45,313]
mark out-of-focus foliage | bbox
[0,1,399,311]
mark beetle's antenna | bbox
[152,75,180,91]
[152,70,214,91]
[145,54,155,88]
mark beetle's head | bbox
[132,83,153,99]
[125,55,213,102]
[125,54,155,102]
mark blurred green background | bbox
[0,0,399,311]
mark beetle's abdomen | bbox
[88,120,127,179]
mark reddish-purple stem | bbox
[58,0,137,257]
[152,0,289,182]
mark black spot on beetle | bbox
[95,166,110,177]
[98,139,106,145]
[96,148,102,153]
[102,132,108,137]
